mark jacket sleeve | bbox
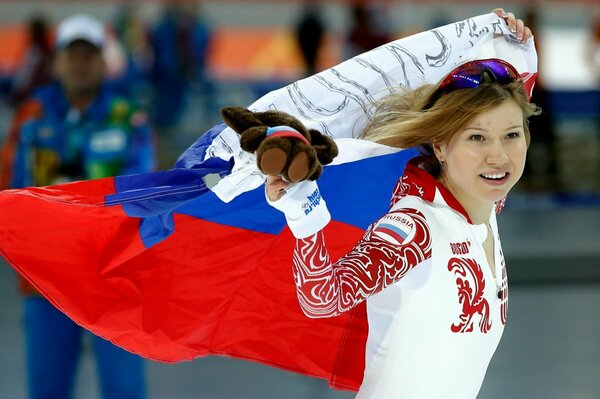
[267,180,432,318]
[292,207,431,318]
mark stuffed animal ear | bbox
[308,129,338,165]
[239,126,268,153]
[220,107,263,134]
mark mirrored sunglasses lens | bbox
[479,61,517,83]
[442,60,517,91]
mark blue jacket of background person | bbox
[9,81,156,189]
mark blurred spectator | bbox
[295,4,325,76]
[522,8,559,191]
[1,14,153,399]
[149,2,212,132]
[9,15,53,107]
[589,12,600,84]
[588,11,600,140]
[344,3,392,59]
[113,4,154,105]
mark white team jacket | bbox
[269,158,509,399]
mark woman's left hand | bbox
[266,175,291,202]
[492,8,533,44]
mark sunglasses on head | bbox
[424,58,521,109]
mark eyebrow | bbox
[464,124,523,132]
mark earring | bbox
[439,159,445,168]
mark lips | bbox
[479,172,510,185]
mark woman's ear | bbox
[432,141,445,163]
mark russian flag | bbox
[373,223,410,246]
[0,13,537,391]
[0,135,417,390]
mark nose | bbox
[485,140,509,165]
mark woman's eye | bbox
[506,132,521,139]
[469,134,485,142]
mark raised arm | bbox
[292,207,431,318]
[266,176,432,318]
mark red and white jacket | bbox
[269,158,509,399]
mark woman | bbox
[265,55,540,397]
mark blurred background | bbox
[0,1,599,398]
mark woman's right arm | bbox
[267,176,432,318]
[292,207,431,318]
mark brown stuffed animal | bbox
[220,106,338,182]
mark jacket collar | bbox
[391,157,474,224]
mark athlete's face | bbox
[433,100,527,213]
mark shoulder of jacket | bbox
[369,205,432,249]
[390,195,428,214]
[390,195,456,230]
[108,97,149,128]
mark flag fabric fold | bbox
[0,13,537,391]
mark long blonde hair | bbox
[361,80,541,175]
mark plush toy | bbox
[220,106,338,182]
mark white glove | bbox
[266,180,331,238]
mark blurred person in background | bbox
[149,1,212,134]
[0,14,154,399]
[588,11,600,141]
[344,2,392,59]
[521,8,559,191]
[113,4,155,107]
[9,15,53,108]
[589,11,600,85]
[295,3,325,76]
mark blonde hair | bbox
[361,80,541,175]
